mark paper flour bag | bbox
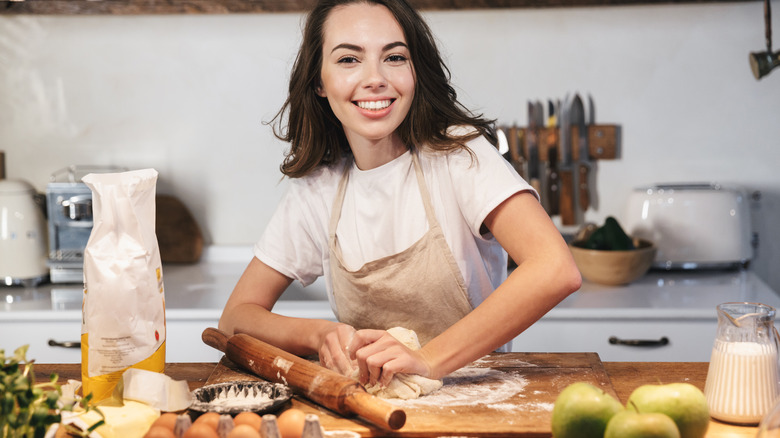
[81,169,166,403]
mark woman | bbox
[219,0,581,390]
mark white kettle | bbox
[0,179,48,286]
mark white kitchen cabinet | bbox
[1,301,335,364]
[512,317,716,362]
[510,269,780,362]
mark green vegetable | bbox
[1,345,103,438]
[582,216,635,251]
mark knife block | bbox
[501,123,622,226]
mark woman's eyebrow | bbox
[383,41,408,51]
[330,41,408,54]
[331,43,362,53]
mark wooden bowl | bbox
[569,238,657,286]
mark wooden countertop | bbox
[33,361,759,437]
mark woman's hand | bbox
[317,323,358,377]
[348,329,432,387]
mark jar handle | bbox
[774,325,780,389]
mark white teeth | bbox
[356,100,391,110]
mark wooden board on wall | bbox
[0,0,760,15]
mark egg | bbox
[144,425,176,438]
[227,424,262,438]
[233,412,262,430]
[193,412,220,430]
[151,413,178,431]
[182,423,219,438]
[276,408,306,438]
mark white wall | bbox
[2,3,779,291]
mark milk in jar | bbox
[704,302,780,425]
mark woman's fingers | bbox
[350,329,428,386]
[319,323,357,376]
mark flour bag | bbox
[81,169,166,403]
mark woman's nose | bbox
[362,62,387,89]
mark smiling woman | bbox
[315,3,415,169]
[217,0,580,395]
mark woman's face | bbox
[317,2,415,148]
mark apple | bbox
[627,383,709,438]
[551,382,624,438]
[604,410,681,438]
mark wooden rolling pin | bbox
[202,328,406,430]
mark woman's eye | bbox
[386,54,408,63]
[337,56,359,64]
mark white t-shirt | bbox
[254,133,536,313]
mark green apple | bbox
[604,410,681,438]
[627,383,709,438]
[551,382,624,438]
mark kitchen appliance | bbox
[0,179,49,286]
[622,183,753,270]
[45,166,123,283]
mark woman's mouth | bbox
[355,99,393,111]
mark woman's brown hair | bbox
[271,0,497,178]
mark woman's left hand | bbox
[347,329,431,387]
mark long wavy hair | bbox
[271,0,497,178]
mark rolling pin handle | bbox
[344,391,406,430]
[202,327,230,353]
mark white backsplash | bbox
[1,3,779,292]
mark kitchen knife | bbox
[578,94,596,212]
[202,328,406,430]
[507,124,525,179]
[536,100,558,214]
[568,94,588,219]
[526,101,542,202]
[557,95,575,225]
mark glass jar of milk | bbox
[704,302,780,425]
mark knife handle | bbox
[559,169,575,225]
[578,164,590,212]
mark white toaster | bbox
[622,183,753,270]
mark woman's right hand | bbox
[317,323,358,377]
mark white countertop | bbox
[2,246,779,322]
[0,246,334,323]
[3,246,779,362]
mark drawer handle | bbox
[48,339,81,349]
[609,336,669,347]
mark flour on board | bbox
[385,367,529,408]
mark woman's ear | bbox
[315,81,326,97]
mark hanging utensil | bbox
[750,0,780,80]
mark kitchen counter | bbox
[3,245,779,362]
[0,246,335,362]
[31,360,760,437]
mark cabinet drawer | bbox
[511,318,717,362]
[2,320,83,364]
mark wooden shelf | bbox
[0,0,758,15]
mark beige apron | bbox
[328,151,473,346]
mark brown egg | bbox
[151,413,178,431]
[182,423,219,438]
[276,408,306,438]
[193,412,220,430]
[227,424,262,438]
[233,412,262,430]
[144,425,176,438]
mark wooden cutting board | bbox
[206,352,616,437]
